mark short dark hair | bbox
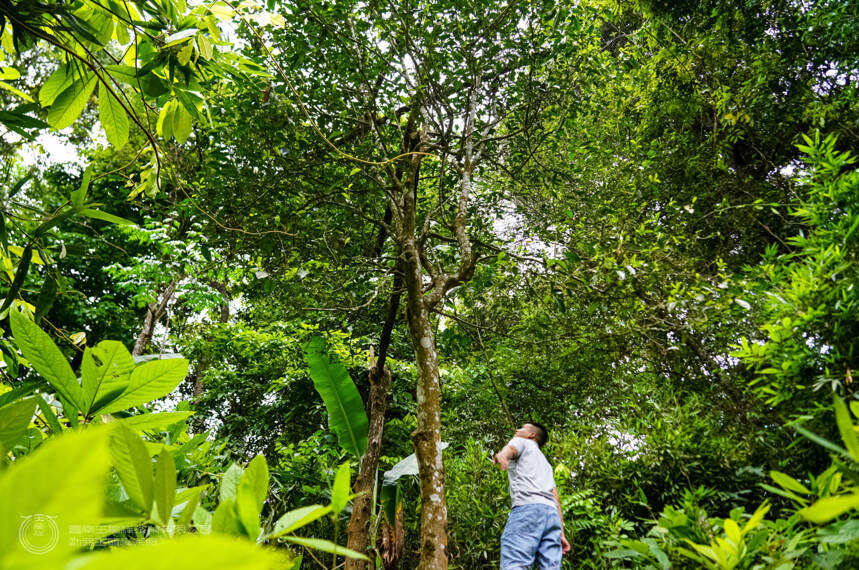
[530,422,548,448]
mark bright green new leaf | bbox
[723,518,740,545]
[172,103,193,144]
[770,470,811,495]
[39,66,73,106]
[331,462,351,513]
[71,165,92,208]
[742,502,770,533]
[267,504,332,539]
[96,358,189,414]
[79,208,135,225]
[243,455,269,512]
[0,397,36,456]
[153,447,176,525]
[81,340,135,414]
[0,427,112,569]
[48,74,97,130]
[178,42,194,66]
[10,307,83,410]
[281,536,370,561]
[799,493,859,524]
[119,411,195,432]
[98,84,129,148]
[75,533,293,569]
[157,101,176,140]
[220,463,244,503]
[236,477,260,540]
[212,498,243,535]
[197,33,213,60]
[834,397,859,462]
[109,423,154,513]
[303,337,368,457]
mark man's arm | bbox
[492,444,519,471]
[553,487,572,554]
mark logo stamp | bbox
[19,514,60,555]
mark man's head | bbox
[514,422,548,448]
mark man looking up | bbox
[493,422,571,569]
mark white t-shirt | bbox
[506,436,556,508]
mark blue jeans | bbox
[500,504,562,569]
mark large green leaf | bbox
[330,462,352,513]
[153,447,176,525]
[9,308,83,411]
[0,397,36,456]
[303,337,368,457]
[98,83,129,148]
[109,424,153,514]
[95,358,189,414]
[267,505,332,540]
[834,396,859,462]
[81,340,135,415]
[281,536,370,561]
[220,463,244,503]
[799,493,859,524]
[118,411,195,433]
[0,427,112,569]
[39,66,73,106]
[75,533,293,569]
[47,73,97,130]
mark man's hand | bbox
[561,534,571,555]
[492,453,510,471]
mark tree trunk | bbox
[345,365,392,569]
[401,240,448,569]
[132,280,178,356]
[345,274,402,569]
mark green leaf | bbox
[74,533,294,569]
[770,470,811,495]
[0,427,112,568]
[818,520,859,544]
[281,536,370,561]
[331,462,351,513]
[98,85,129,148]
[81,340,135,414]
[9,307,83,410]
[236,478,260,539]
[267,505,332,539]
[220,463,244,503]
[95,358,189,414]
[0,397,36,457]
[799,493,859,524]
[834,397,859,462]
[172,103,193,144]
[47,74,97,130]
[109,423,154,513]
[303,337,368,457]
[71,165,92,208]
[157,101,175,140]
[39,65,73,107]
[33,275,58,323]
[153,447,176,525]
[236,456,267,539]
[118,411,195,432]
[243,455,269,512]
[178,42,193,66]
[79,208,135,225]
[212,498,243,535]
[196,33,213,60]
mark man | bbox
[493,422,571,569]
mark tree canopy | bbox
[1,0,859,568]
